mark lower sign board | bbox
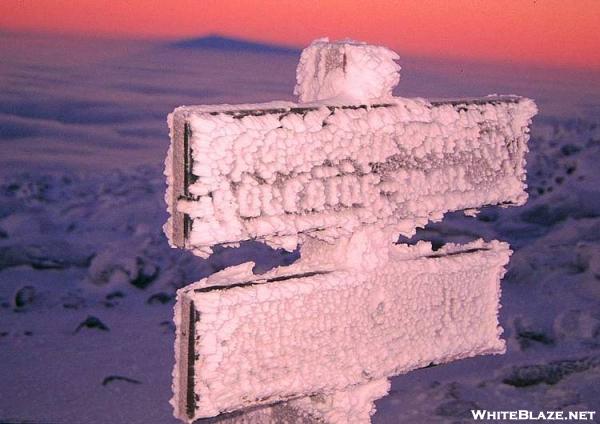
[171,239,510,422]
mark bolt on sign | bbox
[163,39,537,423]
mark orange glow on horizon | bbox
[1,0,599,70]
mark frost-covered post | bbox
[164,38,537,423]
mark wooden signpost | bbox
[164,39,537,423]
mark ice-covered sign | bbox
[166,97,535,257]
[164,38,537,423]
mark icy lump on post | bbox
[294,37,401,103]
[164,39,537,423]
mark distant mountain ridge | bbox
[170,35,300,55]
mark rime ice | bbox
[294,38,401,103]
[172,236,510,421]
[165,96,536,257]
[164,39,537,423]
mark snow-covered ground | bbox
[1,32,600,423]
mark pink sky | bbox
[1,0,600,70]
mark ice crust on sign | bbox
[294,38,401,103]
[165,38,536,424]
[288,378,391,424]
[165,96,536,256]
[171,235,510,422]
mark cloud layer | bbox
[0,32,599,173]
